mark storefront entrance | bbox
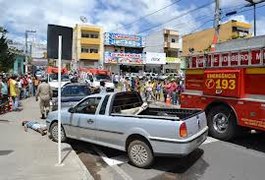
[120,65,143,73]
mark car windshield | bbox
[95,74,111,81]
[49,74,70,82]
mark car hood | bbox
[47,108,69,121]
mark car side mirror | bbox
[68,107,75,113]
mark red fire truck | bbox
[181,47,265,140]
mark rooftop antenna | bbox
[80,16,88,23]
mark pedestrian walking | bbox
[99,81,107,94]
[0,76,8,103]
[27,75,33,97]
[171,79,178,105]
[33,75,40,96]
[146,81,155,101]
[35,78,53,119]
[9,75,20,111]
[155,81,162,101]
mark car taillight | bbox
[179,122,188,138]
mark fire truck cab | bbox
[181,47,265,140]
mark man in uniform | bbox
[36,78,52,119]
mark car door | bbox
[70,96,101,142]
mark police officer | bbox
[35,78,52,119]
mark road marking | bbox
[202,137,219,145]
[92,145,133,180]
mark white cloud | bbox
[251,16,265,36]
[1,0,98,41]
[221,0,245,8]
[227,15,249,23]
[1,0,216,45]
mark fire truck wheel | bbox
[207,105,238,140]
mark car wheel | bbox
[50,122,67,142]
[128,140,154,168]
[207,105,239,140]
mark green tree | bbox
[0,27,15,72]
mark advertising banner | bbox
[104,32,145,47]
[145,52,166,65]
[104,52,143,65]
[166,57,181,63]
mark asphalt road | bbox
[69,132,265,180]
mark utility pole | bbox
[24,30,36,74]
[211,0,221,51]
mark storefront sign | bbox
[166,57,181,63]
[145,52,166,65]
[104,52,143,64]
[104,32,145,47]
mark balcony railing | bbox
[80,53,100,60]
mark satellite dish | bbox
[80,16,87,23]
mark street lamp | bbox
[25,30,36,73]
[244,0,265,36]
[225,0,265,37]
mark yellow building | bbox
[73,24,104,67]
[182,20,251,56]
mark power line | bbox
[111,0,182,32]
[137,1,215,34]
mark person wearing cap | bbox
[35,78,53,119]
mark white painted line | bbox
[202,137,219,145]
[92,145,133,180]
[109,154,129,165]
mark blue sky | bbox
[1,0,265,44]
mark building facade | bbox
[182,20,252,56]
[13,54,25,75]
[144,29,182,73]
[104,32,145,74]
[73,24,104,68]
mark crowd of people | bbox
[0,73,41,113]
[112,75,184,105]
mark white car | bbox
[48,74,71,96]
[85,74,115,92]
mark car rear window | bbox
[111,92,142,113]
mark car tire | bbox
[128,140,154,168]
[207,105,239,140]
[50,122,67,142]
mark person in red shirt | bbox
[22,75,29,98]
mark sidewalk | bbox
[0,98,93,180]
